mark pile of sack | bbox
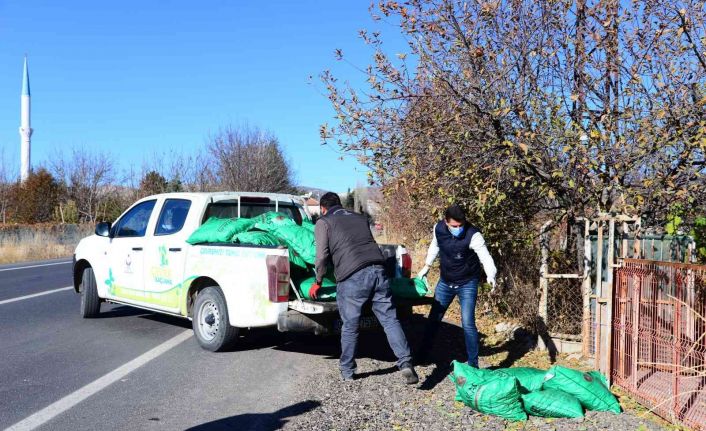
[186,212,429,301]
[449,361,621,421]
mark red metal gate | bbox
[613,259,706,429]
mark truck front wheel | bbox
[80,267,101,318]
[192,287,239,351]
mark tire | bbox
[80,267,101,318]
[192,286,239,352]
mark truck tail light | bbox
[396,245,412,278]
[401,253,412,278]
[266,255,290,302]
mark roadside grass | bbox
[0,224,93,264]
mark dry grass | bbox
[0,224,93,264]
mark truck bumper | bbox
[277,310,335,335]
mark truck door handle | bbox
[169,248,182,252]
[132,247,143,251]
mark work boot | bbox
[400,366,419,385]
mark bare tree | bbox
[207,124,296,193]
[49,147,119,223]
[321,0,706,238]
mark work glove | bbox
[417,265,431,279]
[488,279,497,295]
[309,282,322,299]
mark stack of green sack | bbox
[186,212,429,301]
[449,361,621,421]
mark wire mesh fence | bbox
[612,259,706,429]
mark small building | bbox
[305,197,320,216]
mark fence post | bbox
[672,266,682,420]
[631,265,640,389]
[595,221,604,370]
[582,219,592,357]
[605,218,616,382]
[538,221,551,350]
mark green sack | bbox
[186,217,255,244]
[542,366,621,413]
[253,212,297,231]
[298,276,337,300]
[232,231,281,247]
[269,225,317,265]
[449,360,527,421]
[521,389,584,418]
[496,367,546,394]
[390,277,429,298]
[301,219,316,233]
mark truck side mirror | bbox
[95,222,111,237]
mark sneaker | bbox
[400,366,419,385]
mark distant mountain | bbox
[297,186,344,200]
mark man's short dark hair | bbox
[320,192,342,209]
[444,204,466,223]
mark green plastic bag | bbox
[543,366,621,413]
[450,364,495,402]
[449,360,527,421]
[232,231,281,247]
[298,276,337,300]
[521,389,584,418]
[253,212,296,231]
[390,277,429,298]
[186,217,255,244]
[301,219,316,233]
[496,367,546,394]
[269,225,317,265]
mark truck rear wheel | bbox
[192,286,239,351]
[80,267,101,318]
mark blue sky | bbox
[0,1,408,192]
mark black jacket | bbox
[314,206,384,283]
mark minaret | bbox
[19,56,32,182]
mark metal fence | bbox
[612,259,706,429]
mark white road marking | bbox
[4,330,193,431]
[0,286,74,306]
[0,261,72,273]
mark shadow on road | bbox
[91,305,148,319]
[184,400,321,431]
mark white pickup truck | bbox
[73,192,429,351]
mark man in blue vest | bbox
[416,204,497,368]
[310,192,418,384]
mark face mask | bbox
[448,225,464,237]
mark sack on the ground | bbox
[186,217,255,244]
[449,360,527,421]
[389,277,429,298]
[542,366,621,413]
[298,276,337,300]
[521,389,585,418]
[451,365,495,402]
[232,231,281,247]
[495,367,546,394]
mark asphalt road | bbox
[0,258,331,431]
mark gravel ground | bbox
[282,320,671,431]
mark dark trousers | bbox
[419,277,480,367]
[336,265,413,377]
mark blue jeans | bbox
[336,265,413,378]
[420,278,480,367]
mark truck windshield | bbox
[203,201,304,225]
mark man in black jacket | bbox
[310,192,418,384]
